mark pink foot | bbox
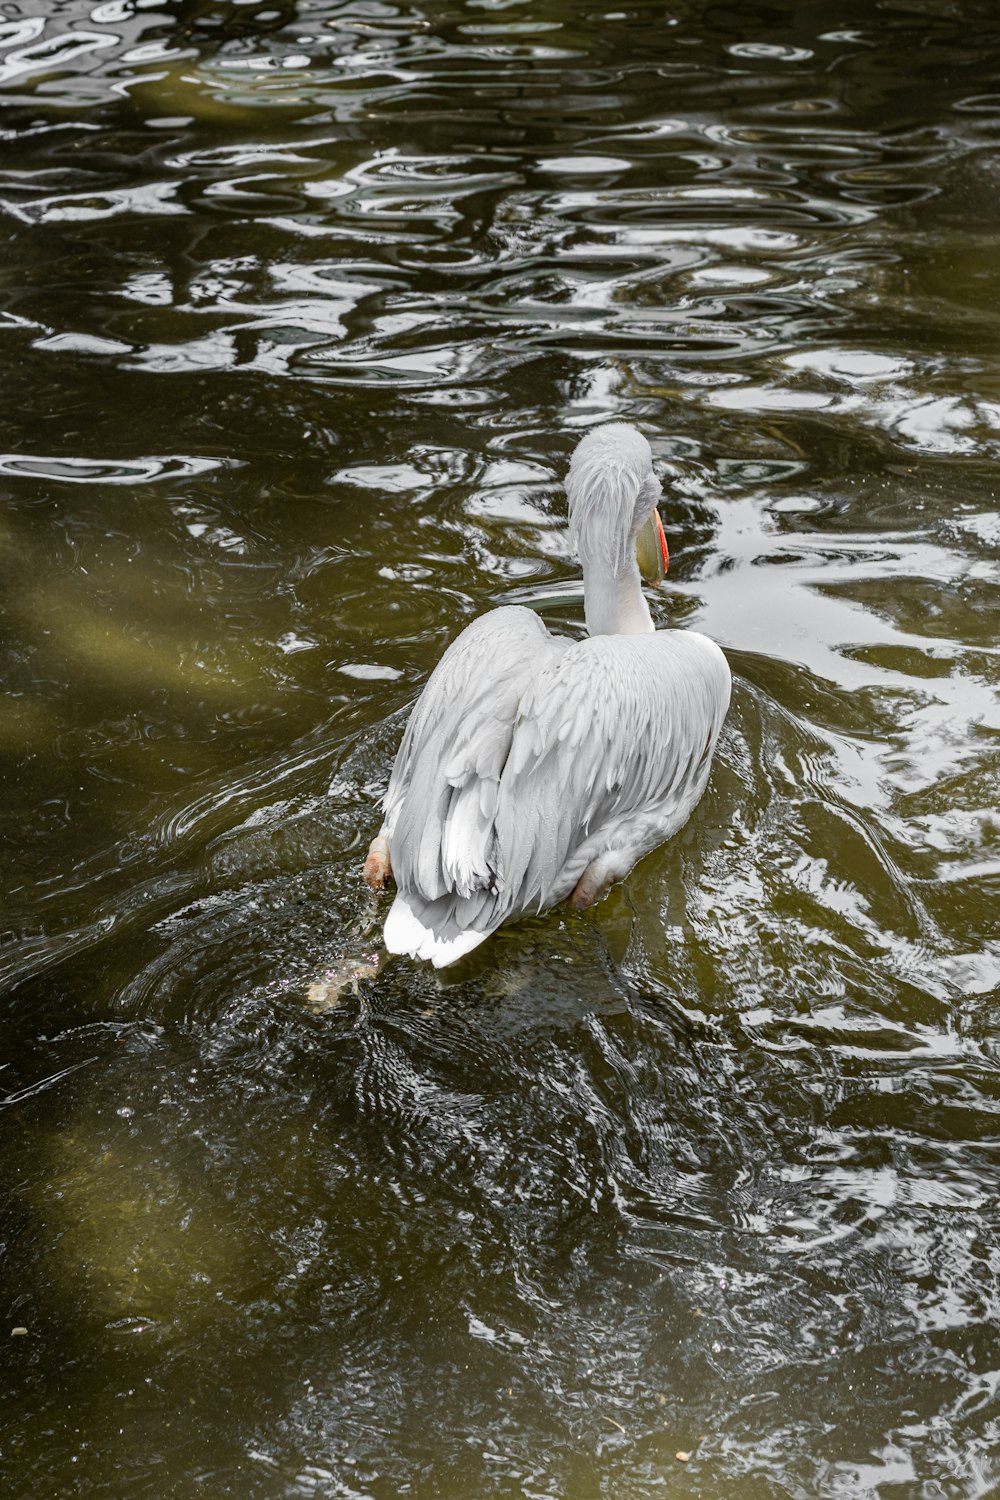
[567,860,613,911]
[363,834,392,891]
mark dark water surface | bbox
[2,1,1000,1494]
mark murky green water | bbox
[2,1,999,1494]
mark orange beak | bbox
[657,510,669,575]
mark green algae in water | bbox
[37,1120,271,1339]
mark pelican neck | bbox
[582,555,654,637]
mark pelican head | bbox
[566,423,669,586]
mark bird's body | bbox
[364,424,731,966]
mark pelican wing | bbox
[384,624,730,965]
[384,605,565,905]
[492,629,731,921]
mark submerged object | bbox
[363,423,731,966]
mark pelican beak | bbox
[635,508,669,586]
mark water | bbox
[2,1,999,1494]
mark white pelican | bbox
[363,423,731,966]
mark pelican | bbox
[363,423,731,966]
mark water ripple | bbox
[2,1,1000,1496]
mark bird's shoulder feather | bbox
[492,629,731,914]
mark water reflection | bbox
[2,0,1000,1496]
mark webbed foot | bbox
[567,859,614,911]
[363,834,392,890]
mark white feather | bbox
[384,893,489,968]
[370,423,732,967]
